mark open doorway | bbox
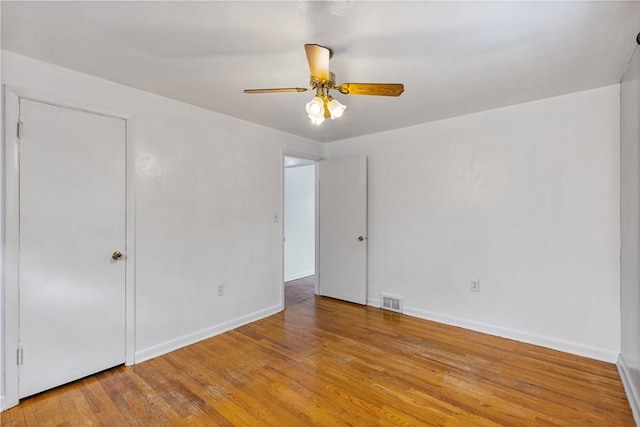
[284,156,316,307]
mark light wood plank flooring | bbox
[284,275,315,307]
[2,276,634,426]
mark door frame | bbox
[281,150,322,303]
[1,86,137,410]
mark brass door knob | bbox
[112,251,123,261]
[358,236,365,241]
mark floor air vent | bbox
[381,294,403,313]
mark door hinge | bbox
[17,347,23,365]
[17,121,24,139]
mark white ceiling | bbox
[2,1,639,143]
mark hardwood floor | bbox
[2,277,634,426]
[284,275,315,307]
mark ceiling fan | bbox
[244,44,405,125]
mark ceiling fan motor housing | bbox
[311,72,337,92]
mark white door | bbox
[318,155,367,304]
[18,99,126,398]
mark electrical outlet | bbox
[471,280,480,292]
[217,283,225,296]
[273,213,279,223]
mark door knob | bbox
[112,251,123,261]
[358,236,365,241]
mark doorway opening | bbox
[283,156,317,307]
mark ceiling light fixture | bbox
[305,95,326,125]
[326,96,346,119]
[305,87,346,125]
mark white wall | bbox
[1,51,323,367]
[619,40,640,423]
[326,85,621,362]
[284,165,315,281]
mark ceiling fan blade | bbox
[304,44,331,82]
[244,88,308,94]
[337,83,405,97]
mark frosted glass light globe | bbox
[305,97,324,115]
[327,98,346,119]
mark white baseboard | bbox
[618,354,640,426]
[284,270,315,282]
[0,394,18,412]
[134,303,283,363]
[367,298,381,307]
[366,299,617,363]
